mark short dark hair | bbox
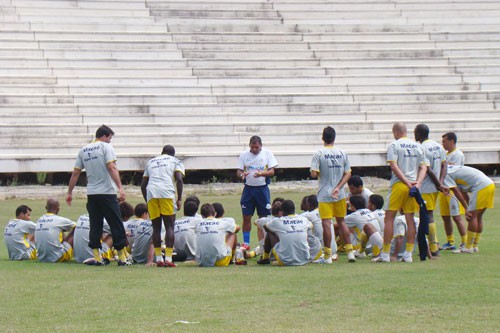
[415,123,430,140]
[369,194,384,210]
[281,200,295,216]
[322,126,336,144]
[272,197,285,205]
[442,132,458,144]
[347,175,363,188]
[119,201,134,221]
[271,202,283,216]
[212,202,224,217]
[307,195,318,210]
[349,195,366,210]
[249,135,262,145]
[15,205,32,217]
[300,195,308,211]
[135,203,148,218]
[95,124,114,138]
[184,201,198,217]
[162,145,175,156]
[200,203,215,218]
[185,196,200,208]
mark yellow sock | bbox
[473,233,481,247]
[93,248,101,262]
[262,252,270,260]
[117,249,127,262]
[466,231,475,249]
[359,232,368,252]
[461,234,467,244]
[154,247,162,257]
[447,234,455,245]
[405,243,414,253]
[372,245,381,257]
[165,247,173,258]
[323,247,332,259]
[428,223,438,252]
[344,243,353,253]
[382,243,391,254]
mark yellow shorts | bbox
[214,254,232,267]
[319,199,347,219]
[386,182,419,213]
[422,192,438,211]
[438,192,465,216]
[469,183,495,211]
[148,198,174,219]
[57,242,73,263]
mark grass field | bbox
[1,188,500,332]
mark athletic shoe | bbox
[312,256,327,264]
[240,243,251,251]
[401,255,413,263]
[372,253,390,262]
[157,260,176,267]
[461,247,474,254]
[235,259,247,265]
[252,245,263,256]
[257,257,270,265]
[473,247,479,253]
[452,243,466,254]
[83,258,107,266]
[347,251,356,263]
[353,249,366,259]
[331,253,338,261]
[440,242,456,251]
[117,260,133,266]
[431,250,440,257]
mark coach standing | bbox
[237,136,278,250]
[66,125,131,266]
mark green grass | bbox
[1,188,500,332]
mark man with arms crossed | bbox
[141,144,184,267]
[375,122,427,263]
[4,205,37,260]
[310,126,355,263]
[237,135,278,250]
[66,124,130,266]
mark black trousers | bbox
[87,194,126,251]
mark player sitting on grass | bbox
[4,205,37,261]
[74,213,113,264]
[174,200,201,261]
[35,198,76,263]
[384,214,420,262]
[345,195,383,259]
[368,194,385,232]
[195,203,242,267]
[127,203,157,266]
[257,200,313,266]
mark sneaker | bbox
[83,258,107,266]
[473,247,479,253]
[257,257,270,265]
[440,242,457,251]
[452,243,466,254]
[372,255,389,263]
[401,254,413,263]
[461,247,474,254]
[235,259,247,265]
[117,260,133,266]
[312,256,327,264]
[240,243,250,251]
[331,253,338,261]
[157,260,176,267]
[347,251,356,263]
[353,249,366,259]
[431,250,440,257]
[252,245,263,256]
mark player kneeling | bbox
[195,203,242,267]
[257,200,313,266]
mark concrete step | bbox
[43,49,184,60]
[13,0,149,9]
[38,41,179,50]
[0,31,35,40]
[0,85,69,94]
[187,59,321,68]
[18,15,156,24]
[34,31,175,42]
[0,40,39,48]
[150,9,280,19]
[154,17,283,25]
[51,68,193,77]
[191,67,327,77]
[0,49,44,57]
[16,7,151,17]
[56,77,199,85]
[178,42,310,51]
[182,50,315,59]
[46,59,189,69]
[172,32,304,42]
[0,77,57,84]
[30,22,169,32]
[146,2,274,10]
[295,23,500,33]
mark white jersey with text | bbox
[311,146,351,203]
[35,213,75,262]
[238,148,278,187]
[174,215,201,260]
[4,218,36,260]
[195,217,236,267]
[387,137,426,187]
[420,139,446,194]
[73,214,111,263]
[143,154,185,201]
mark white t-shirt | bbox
[195,217,236,267]
[143,154,185,201]
[237,148,278,187]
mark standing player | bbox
[35,198,76,263]
[414,124,447,256]
[4,205,37,260]
[446,165,495,253]
[73,213,112,264]
[195,203,241,267]
[310,126,355,263]
[439,132,467,250]
[141,144,184,267]
[375,122,427,263]
[66,124,130,266]
[237,135,278,250]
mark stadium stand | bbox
[0,0,499,172]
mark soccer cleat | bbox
[372,253,390,262]
[401,255,413,263]
[117,260,133,266]
[473,247,479,253]
[157,260,176,267]
[83,258,107,266]
[452,243,466,254]
[240,243,251,251]
[440,242,457,251]
[461,247,474,254]
[353,249,366,259]
[331,253,338,262]
[235,259,247,265]
[347,251,356,263]
[257,257,270,265]
[431,250,441,257]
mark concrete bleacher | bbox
[1,0,500,173]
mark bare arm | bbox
[175,171,184,210]
[332,172,351,199]
[237,169,249,181]
[452,187,469,210]
[140,177,148,202]
[388,161,412,188]
[107,161,125,202]
[66,168,82,206]
[254,167,275,178]
[415,163,427,188]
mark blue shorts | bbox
[241,185,271,217]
